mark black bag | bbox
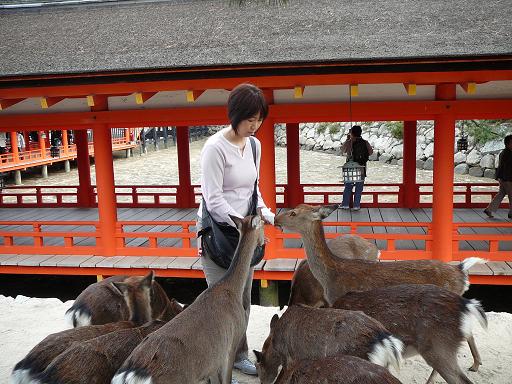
[351,138,370,166]
[199,137,265,269]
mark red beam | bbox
[1,70,512,99]
[1,100,512,131]
[0,98,24,110]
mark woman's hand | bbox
[258,207,275,225]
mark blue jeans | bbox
[342,181,364,208]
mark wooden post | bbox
[75,129,94,207]
[39,130,47,159]
[176,126,193,207]
[432,84,456,262]
[62,129,69,155]
[93,124,118,256]
[10,131,19,163]
[402,121,419,208]
[285,123,302,207]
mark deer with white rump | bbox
[274,204,486,304]
[10,271,182,384]
[112,214,265,384]
[66,271,180,327]
[333,284,487,384]
[254,305,404,384]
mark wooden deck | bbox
[0,207,511,283]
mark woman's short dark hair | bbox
[227,83,269,133]
[505,134,512,147]
[351,125,362,137]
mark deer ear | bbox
[140,271,155,288]
[229,215,243,229]
[170,298,184,314]
[270,314,279,329]
[251,215,262,229]
[111,282,127,296]
[317,204,337,219]
[253,350,263,362]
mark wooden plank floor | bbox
[1,207,511,252]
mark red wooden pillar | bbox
[285,123,302,207]
[432,84,456,262]
[93,124,117,256]
[402,121,419,208]
[62,129,69,154]
[75,129,93,207]
[176,126,193,207]
[38,130,47,158]
[10,131,19,163]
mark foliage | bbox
[316,122,342,135]
[384,121,403,140]
[463,120,510,145]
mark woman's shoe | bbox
[234,358,257,376]
[352,206,361,211]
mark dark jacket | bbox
[496,148,512,181]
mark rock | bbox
[379,153,393,163]
[390,159,398,165]
[416,159,425,169]
[454,163,469,174]
[369,151,379,161]
[481,139,505,155]
[423,157,434,170]
[390,144,403,159]
[484,168,496,179]
[423,142,434,158]
[454,152,467,164]
[397,159,403,166]
[480,154,495,169]
[495,155,501,168]
[468,166,484,177]
[466,149,482,166]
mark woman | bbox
[198,83,274,378]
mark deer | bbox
[253,305,404,384]
[29,320,167,384]
[289,234,379,307]
[332,284,487,384]
[65,271,180,327]
[274,204,486,305]
[274,355,403,384]
[112,214,265,384]
[10,272,183,384]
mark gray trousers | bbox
[486,180,512,214]
[201,248,254,361]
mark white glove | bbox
[260,207,275,226]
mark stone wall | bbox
[274,122,508,179]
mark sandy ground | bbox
[1,295,511,384]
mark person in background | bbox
[17,132,25,159]
[484,134,512,219]
[0,131,7,161]
[197,83,274,382]
[340,125,373,211]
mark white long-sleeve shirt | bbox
[198,128,267,226]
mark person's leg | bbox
[353,181,365,209]
[503,181,512,218]
[341,182,354,208]
[485,181,506,217]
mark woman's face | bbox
[236,113,263,137]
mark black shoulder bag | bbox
[199,137,266,269]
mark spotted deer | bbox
[253,305,403,384]
[112,214,265,384]
[274,204,485,305]
[65,271,179,327]
[30,320,167,384]
[274,355,403,384]
[289,234,379,307]
[332,284,487,383]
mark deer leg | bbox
[421,350,473,384]
[466,335,482,372]
[220,351,236,384]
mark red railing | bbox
[0,183,502,208]
[0,220,511,262]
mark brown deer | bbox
[274,355,403,384]
[10,273,183,384]
[289,234,379,307]
[274,204,485,305]
[253,305,403,384]
[112,214,265,384]
[332,284,487,384]
[65,271,179,327]
[30,320,167,384]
